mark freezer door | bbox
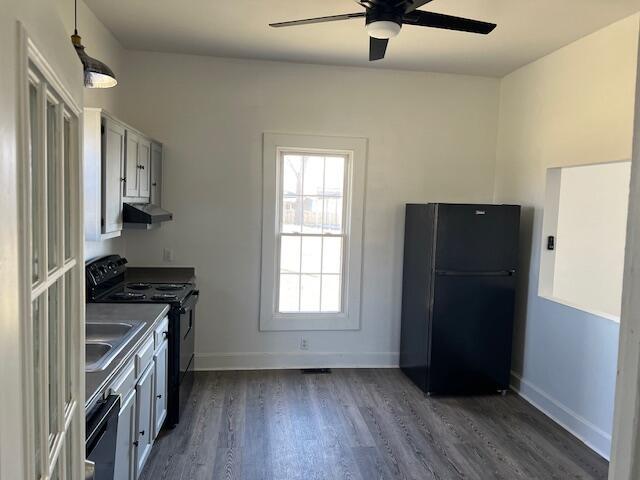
[427,273,516,394]
[434,204,520,272]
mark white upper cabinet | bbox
[124,131,141,198]
[84,108,163,241]
[102,117,125,235]
[137,138,151,198]
[124,131,152,200]
[150,142,162,206]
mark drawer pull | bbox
[157,394,162,399]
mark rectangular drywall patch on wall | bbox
[540,161,631,320]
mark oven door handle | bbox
[179,290,199,315]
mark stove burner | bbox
[151,293,178,301]
[127,283,152,290]
[155,284,186,291]
[110,292,146,300]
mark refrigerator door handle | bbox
[435,270,516,277]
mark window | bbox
[260,134,367,331]
[539,160,630,321]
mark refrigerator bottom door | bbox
[428,274,516,394]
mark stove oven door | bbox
[167,290,198,427]
[178,291,198,410]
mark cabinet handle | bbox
[133,441,139,447]
[157,394,162,399]
[139,430,145,437]
[152,182,157,186]
[120,177,126,182]
[163,331,168,338]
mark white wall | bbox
[494,14,640,458]
[56,0,128,260]
[552,162,631,318]
[117,52,500,369]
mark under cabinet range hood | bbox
[123,203,173,229]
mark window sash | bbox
[275,151,349,315]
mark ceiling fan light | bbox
[366,20,401,39]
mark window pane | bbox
[301,236,321,273]
[324,156,345,196]
[63,117,72,261]
[321,275,341,312]
[32,297,42,478]
[279,274,300,312]
[322,237,342,274]
[47,101,59,271]
[323,197,343,234]
[300,274,321,311]
[280,236,301,274]
[64,270,74,405]
[302,196,323,233]
[282,196,302,233]
[303,156,324,195]
[29,84,41,284]
[282,155,302,195]
[49,281,60,441]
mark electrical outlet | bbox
[300,338,309,350]
[163,248,174,262]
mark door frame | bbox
[610,27,640,480]
[13,22,85,480]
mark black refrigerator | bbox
[400,203,521,395]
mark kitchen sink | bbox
[86,322,137,342]
[85,321,144,372]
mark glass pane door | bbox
[24,55,83,480]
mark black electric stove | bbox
[86,255,198,428]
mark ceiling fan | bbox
[269,0,497,61]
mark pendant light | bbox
[70,0,117,88]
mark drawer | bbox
[108,359,135,398]
[154,316,169,350]
[135,335,155,377]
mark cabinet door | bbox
[135,363,155,478]
[124,131,140,197]
[150,142,162,206]
[114,389,136,480]
[102,118,125,234]
[137,138,151,199]
[153,340,168,437]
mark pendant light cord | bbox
[74,0,78,36]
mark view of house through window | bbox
[277,152,348,313]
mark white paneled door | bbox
[19,28,84,480]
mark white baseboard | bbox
[510,372,611,460]
[195,351,399,371]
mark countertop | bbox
[85,303,170,411]
[125,266,196,284]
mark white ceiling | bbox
[85,0,640,77]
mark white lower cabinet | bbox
[107,316,169,480]
[114,389,136,480]
[135,363,155,478]
[153,340,168,436]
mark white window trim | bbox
[260,133,367,331]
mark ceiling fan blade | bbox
[403,10,496,34]
[398,0,436,13]
[369,37,388,61]
[270,12,365,28]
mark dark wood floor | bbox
[140,369,608,480]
